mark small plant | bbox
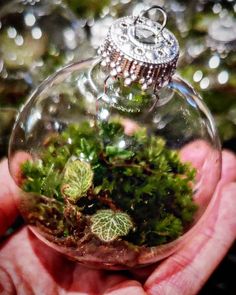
[61,160,94,203]
[21,120,197,249]
[91,209,133,242]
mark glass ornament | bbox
[9,6,221,269]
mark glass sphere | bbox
[9,57,221,269]
[0,0,89,108]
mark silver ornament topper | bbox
[98,6,179,90]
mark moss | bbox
[21,120,197,247]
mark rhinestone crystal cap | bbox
[98,6,179,90]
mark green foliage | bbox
[107,80,154,112]
[21,160,63,200]
[65,0,111,19]
[105,146,134,160]
[21,120,197,246]
[91,209,133,242]
[61,159,93,203]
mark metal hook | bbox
[134,6,168,40]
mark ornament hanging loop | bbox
[134,5,167,41]
[99,6,179,90]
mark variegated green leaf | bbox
[91,209,133,242]
[61,159,93,203]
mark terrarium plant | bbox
[9,6,221,269]
[20,119,197,247]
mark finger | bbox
[144,151,236,295]
[0,151,31,235]
[144,182,236,295]
[0,266,16,294]
[9,151,31,186]
[0,159,19,235]
[104,280,146,295]
[0,228,66,294]
[220,150,236,183]
[179,140,212,171]
[71,266,146,295]
[180,140,221,211]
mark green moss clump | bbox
[21,120,197,247]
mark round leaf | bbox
[61,159,93,203]
[91,209,133,242]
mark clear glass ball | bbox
[9,57,221,269]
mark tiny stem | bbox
[88,189,118,211]
[110,162,155,175]
[63,200,81,226]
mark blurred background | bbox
[0,0,235,294]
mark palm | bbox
[0,145,236,295]
[0,228,147,294]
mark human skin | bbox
[0,147,236,295]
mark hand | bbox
[0,146,236,295]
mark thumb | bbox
[0,158,19,235]
[144,182,236,295]
[144,150,236,295]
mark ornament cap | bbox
[98,6,179,90]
